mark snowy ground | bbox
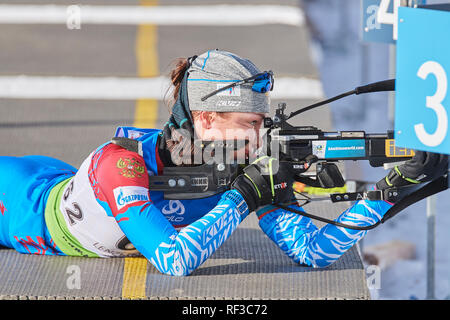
[365,195,450,300]
[302,0,450,300]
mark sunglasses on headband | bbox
[200,70,274,102]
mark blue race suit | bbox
[0,126,392,275]
[0,155,75,255]
[0,127,249,276]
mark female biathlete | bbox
[0,50,446,275]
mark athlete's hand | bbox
[231,156,294,212]
[376,151,448,189]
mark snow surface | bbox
[364,192,450,300]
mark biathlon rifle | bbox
[143,79,448,229]
[147,79,410,199]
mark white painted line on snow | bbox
[0,5,304,26]
[0,75,323,100]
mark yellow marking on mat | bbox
[134,0,159,129]
[122,0,159,300]
[385,139,415,157]
[122,257,148,299]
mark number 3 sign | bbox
[395,7,450,155]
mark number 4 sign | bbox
[377,0,401,40]
[361,0,426,43]
[395,7,450,154]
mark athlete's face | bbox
[194,111,266,161]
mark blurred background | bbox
[0,0,448,299]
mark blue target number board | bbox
[395,6,450,155]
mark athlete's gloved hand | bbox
[231,156,294,212]
[376,150,448,189]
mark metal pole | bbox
[359,42,369,254]
[388,44,396,128]
[447,165,450,300]
[426,195,436,300]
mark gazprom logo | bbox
[113,186,149,211]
